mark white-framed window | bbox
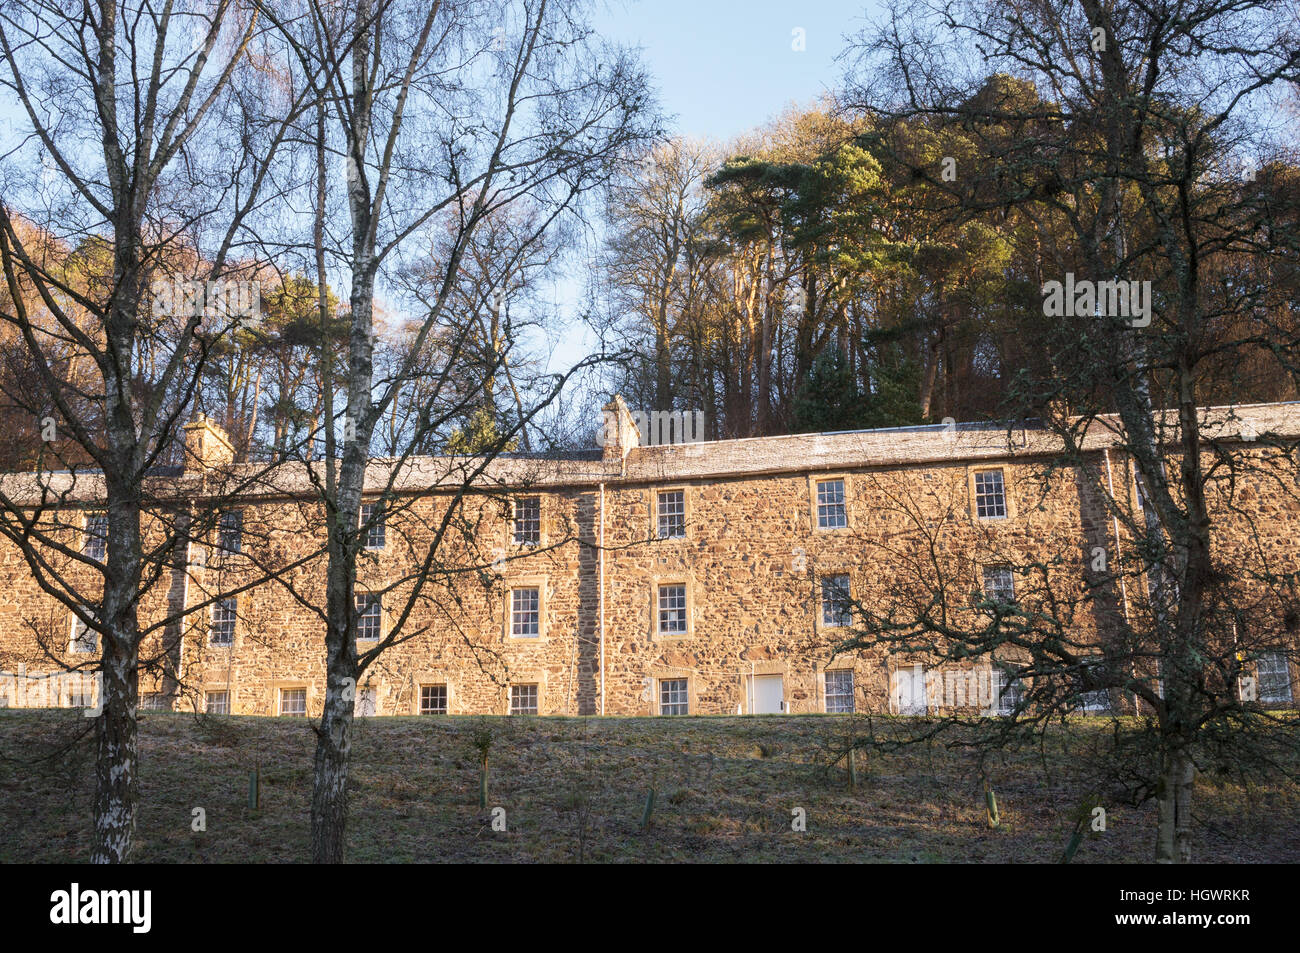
[205,690,230,715]
[68,674,96,709]
[816,479,847,529]
[657,583,688,635]
[83,511,108,562]
[210,598,237,645]
[657,490,685,539]
[355,687,377,717]
[360,502,386,550]
[1077,659,1111,713]
[513,496,541,546]
[510,683,538,715]
[825,670,855,713]
[659,678,688,715]
[355,594,382,642]
[510,587,540,637]
[974,469,1007,519]
[1079,688,1111,712]
[821,574,852,628]
[140,693,169,711]
[1135,471,1153,522]
[1258,650,1293,703]
[994,668,1024,716]
[217,510,243,554]
[69,611,96,655]
[982,566,1016,606]
[420,684,448,715]
[280,687,307,717]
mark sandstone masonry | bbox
[1,397,1297,719]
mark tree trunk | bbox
[310,630,356,863]
[756,245,775,434]
[919,332,941,419]
[654,253,678,411]
[92,240,146,862]
[1154,744,1195,863]
[91,630,139,863]
[310,267,371,861]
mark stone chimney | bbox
[182,413,234,472]
[600,395,640,465]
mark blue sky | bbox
[546,0,884,373]
[0,0,888,384]
[592,0,881,140]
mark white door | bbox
[893,665,927,715]
[751,675,785,714]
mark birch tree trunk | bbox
[92,492,143,863]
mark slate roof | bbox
[2,401,1296,504]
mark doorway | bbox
[893,664,928,715]
[749,674,785,714]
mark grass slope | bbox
[1,710,1296,862]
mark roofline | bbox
[3,400,1297,503]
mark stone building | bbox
[1,398,1297,718]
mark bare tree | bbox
[263,0,655,861]
[844,0,1300,861]
[0,0,316,862]
[596,139,717,415]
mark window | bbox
[355,594,382,642]
[360,502,386,550]
[659,678,688,715]
[816,479,847,529]
[355,687,377,717]
[513,496,540,546]
[420,684,448,715]
[510,587,540,638]
[825,670,855,713]
[982,566,1016,606]
[210,598,236,645]
[994,669,1023,716]
[974,469,1007,519]
[510,683,538,715]
[657,490,685,539]
[821,575,852,628]
[205,690,230,715]
[69,612,96,655]
[1077,659,1111,713]
[68,675,95,709]
[1135,471,1152,522]
[1079,688,1111,713]
[1257,650,1293,704]
[83,511,107,562]
[280,688,307,717]
[140,693,169,711]
[657,583,688,635]
[217,510,243,554]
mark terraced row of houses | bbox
[0,397,1297,718]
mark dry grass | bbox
[1,709,1296,863]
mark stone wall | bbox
[1,413,1298,718]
